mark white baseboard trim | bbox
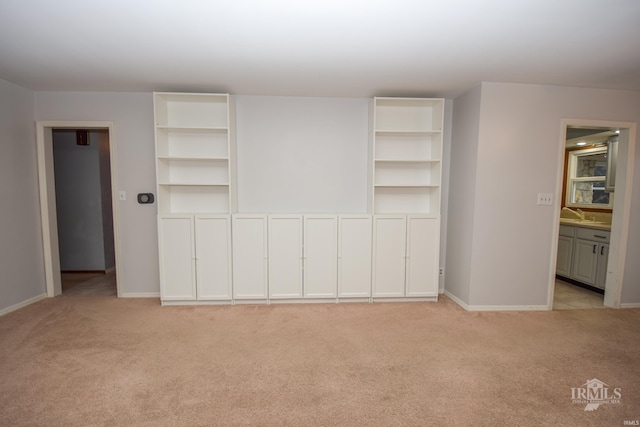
[444,290,470,310]
[120,292,160,298]
[620,302,640,308]
[466,304,549,312]
[162,299,232,306]
[0,293,48,317]
[443,291,549,311]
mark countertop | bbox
[559,218,611,231]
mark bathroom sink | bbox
[559,218,589,224]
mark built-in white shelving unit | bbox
[371,97,444,215]
[154,93,236,214]
[154,93,443,305]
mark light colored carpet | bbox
[1,296,639,426]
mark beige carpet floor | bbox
[1,295,639,426]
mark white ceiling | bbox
[1,0,639,98]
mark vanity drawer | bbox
[559,225,575,237]
[576,227,610,243]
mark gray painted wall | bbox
[446,82,640,308]
[36,91,158,296]
[2,78,636,310]
[446,85,482,305]
[0,79,46,312]
[235,95,369,213]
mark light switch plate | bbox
[537,193,552,205]
[119,190,126,201]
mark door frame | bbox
[36,121,121,297]
[548,118,636,309]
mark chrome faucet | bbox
[562,207,585,220]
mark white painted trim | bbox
[161,300,231,305]
[121,292,161,298]
[620,303,640,309]
[0,293,47,317]
[549,119,636,310]
[609,126,636,308]
[464,305,549,312]
[36,124,58,297]
[445,290,548,311]
[371,297,438,303]
[565,146,613,209]
[444,290,469,310]
[36,121,122,298]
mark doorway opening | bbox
[550,119,636,309]
[53,129,116,296]
[36,121,121,298]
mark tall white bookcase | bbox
[154,92,236,304]
[154,92,236,214]
[371,97,443,215]
[370,97,443,300]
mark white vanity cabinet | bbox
[571,228,610,289]
[338,215,372,299]
[556,225,575,278]
[372,215,439,299]
[158,215,232,303]
[232,215,268,301]
[557,224,610,290]
[594,244,609,289]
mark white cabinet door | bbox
[304,215,338,298]
[338,215,372,298]
[595,243,609,290]
[405,216,439,297]
[373,215,407,297]
[572,238,598,285]
[158,215,196,300]
[195,215,232,300]
[232,215,268,300]
[269,215,303,299]
[556,235,574,278]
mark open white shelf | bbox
[374,160,441,187]
[372,97,444,215]
[157,185,231,214]
[374,98,444,133]
[374,131,441,162]
[154,93,229,129]
[374,187,440,215]
[154,92,235,214]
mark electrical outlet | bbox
[439,268,444,276]
[537,193,552,205]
